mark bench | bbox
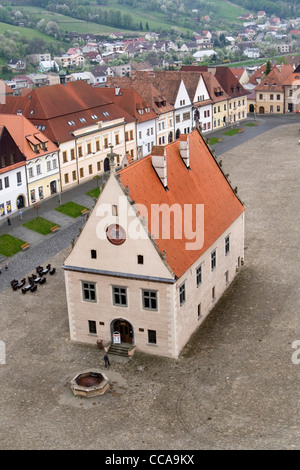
[21,243,30,251]
[81,209,89,215]
[50,225,59,232]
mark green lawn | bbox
[55,201,88,218]
[0,234,26,257]
[23,217,60,235]
[223,128,243,136]
[86,187,100,199]
[0,22,64,45]
[209,137,223,145]
[245,122,258,127]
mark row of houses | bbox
[0,67,249,218]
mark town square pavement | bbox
[0,118,299,450]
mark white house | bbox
[63,129,245,359]
[193,49,217,62]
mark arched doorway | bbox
[259,106,265,114]
[175,128,180,139]
[112,319,134,344]
[104,157,110,172]
[249,104,255,113]
[50,180,57,194]
[168,131,173,143]
[16,195,25,209]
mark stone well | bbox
[70,371,109,398]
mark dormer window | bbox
[145,107,150,113]
[79,117,86,123]
[103,112,109,117]
[138,109,144,115]
[91,114,98,119]
[68,121,75,126]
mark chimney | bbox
[152,146,168,189]
[115,85,120,96]
[180,135,190,169]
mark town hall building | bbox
[63,128,245,359]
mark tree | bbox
[265,60,272,76]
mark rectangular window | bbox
[17,172,22,185]
[47,161,51,172]
[115,134,120,145]
[142,290,157,310]
[198,303,201,319]
[148,329,157,344]
[38,186,44,199]
[88,320,97,335]
[80,168,84,178]
[97,161,101,171]
[225,235,230,255]
[96,140,100,152]
[277,94,280,101]
[104,138,109,149]
[182,112,190,121]
[196,264,202,287]
[176,115,180,123]
[82,282,96,302]
[36,164,41,175]
[89,164,93,175]
[270,94,273,100]
[70,149,75,160]
[259,94,263,100]
[130,130,134,140]
[137,254,144,264]
[64,173,69,184]
[179,282,186,306]
[277,106,280,112]
[30,189,35,202]
[28,167,34,178]
[78,146,83,158]
[211,249,216,271]
[112,204,118,216]
[212,286,216,301]
[4,176,9,188]
[72,170,77,181]
[91,249,97,259]
[63,151,67,163]
[225,270,229,285]
[112,286,127,307]
[87,143,92,154]
[125,131,129,141]
[0,179,2,191]
[224,104,226,111]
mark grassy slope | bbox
[0,21,63,44]
[16,0,250,36]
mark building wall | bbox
[156,111,174,146]
[136,119,156,157]
[228,96,247,123]
[212,100,228,129]
[255,91,284,114]
[26,152,60,205]
[174,213,245,357]
[0,166,28,217]
[59,120,136,190]
[64,270,176,357]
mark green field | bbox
[55,201,88,218]
[0,21,63,44]
[18,6,128,34]
[0,234,26,257]
[23,217,60,235]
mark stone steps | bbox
[108,343,133,357]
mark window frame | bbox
[179,282,186,306]
[112,285,128,307]
[82,281,97,303]
[142,289,158,311]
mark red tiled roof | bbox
[0,80,135,143]
[118,129,244,278]
[255,65,294,92]
[0,114,57,160]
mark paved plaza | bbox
[0,117,299,450]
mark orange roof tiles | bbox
[118,129,244,278]
[0,114,57,160]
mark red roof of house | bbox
[255,64,294,92]
[0,80,135,143]
[118,129,244,278]
[95,87,158,123]
[0,114,57,160]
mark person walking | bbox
[4,260,8,271]
[104,354,110,369]
[7,217,11,226]
[19,210,22,221]
[0,264,2,275]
